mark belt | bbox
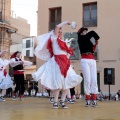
[81,53,94,59]
[14,70,24,74]
[82,52,94,55]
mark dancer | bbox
[10,51,32,100]
[0,50,13,101]
[77,27,100,107]
[32,21,82,109]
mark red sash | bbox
[47,37,72,77]
[0,67,7,77]
[4,69,7,77]
[14,70,24,74]
[54,55,70,78]
[81,54,94,59]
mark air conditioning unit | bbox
[7,29,16,33]
[22,37,34,57]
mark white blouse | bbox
[51,35,67,56]
[0,58,9,78]
[10,58,32,68]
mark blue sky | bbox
[11,0,38,36]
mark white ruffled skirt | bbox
[32,56,82,90]
[0,74,13,89]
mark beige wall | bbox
[0,0,11,23]
[11,16,30,44]
[10,16,34,77]
[37,0,120,93]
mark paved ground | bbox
[0,97,120,120]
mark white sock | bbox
[1,89,6,97]
[61,89,68,102]
[53,89,60,103]
[50,91,54,98]
[66,89,71,99]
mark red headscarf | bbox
[10,51,21,59]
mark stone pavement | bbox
[0,97,119,120]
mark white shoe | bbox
[92,100,98,107]
[0,97,6,102]
[85,101,90,107]
[20,97,24,101]
[60,101,68,109]
[12,96,16,100]
[36,93,42,97]
[53,102,58,109]
[49,97,54,103]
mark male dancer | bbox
[77,27,100,107]
[10,51,32,100]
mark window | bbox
[49,7,61,30]
[26,50,30,57]
[83,3,97,27]
[26,40,30,48]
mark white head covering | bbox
[0,49,8,56]
[71,21,77,29]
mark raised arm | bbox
[87,31,100,41]
[54,21,71,36]
[87,31,100,52]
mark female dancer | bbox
[32,21,82,109]
[0,50,13,101]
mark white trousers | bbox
[80,59,98,95]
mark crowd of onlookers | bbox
[0,81,120,102]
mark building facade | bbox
[37,0,120,94]
[11,16,30,45]
[10,15,36,81]
[22,37,36,80]
[0,0,17,58]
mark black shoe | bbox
[53,102,58,109]
[59,100,68,109]
[92,100,98,107]
[86,101,90,107]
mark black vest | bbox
[13,58,23,70]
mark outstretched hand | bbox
[67,22,71,25]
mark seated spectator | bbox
[24,90,29,96]
[115,90,120,101]
[28,82,38,96]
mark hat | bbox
[77,27,88,34]
[0,49,8,56]
[10,51,21,59]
